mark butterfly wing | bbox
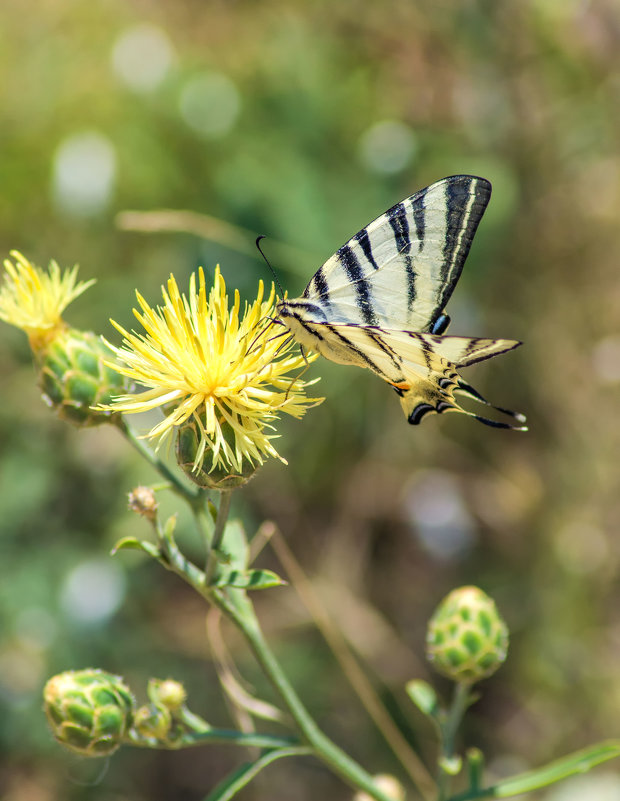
[302,175,491,332]
[306,322,526,429]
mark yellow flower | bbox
[0,251,95,352]
[0,251,123,426]
[103,267,321,476]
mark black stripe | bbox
[354,228,381,270]
[408,403,434,425]
[365,329,402,373]
[337,245,376,324]
[387,202,415,309]
[312,267,330,302]
[411,188,426,252]
[326,324,389,378]
[287,310,325,341]
[442,180,472,283]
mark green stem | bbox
[129,728,303,751]
[116,417,200,505]
[205,491,233,582]
[211,590,398,801]
[437,682,471,801]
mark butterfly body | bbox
[276,175,526,430]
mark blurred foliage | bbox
[2,0,620,799]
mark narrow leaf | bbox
[213,569,286,590]
[491,740,620,797]
[202,747,309,801]
[406,679,440,719]
[111,537,160,558]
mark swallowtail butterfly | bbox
[277,175,526,430]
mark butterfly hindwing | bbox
[302,175,491,333]
[305,322,525,429]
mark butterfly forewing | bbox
[302,175,491,332]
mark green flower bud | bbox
[426,586,509,684]
[176,418,258,490]
[43,669,135,756]
[147,678,187,711]
[134,703,172,740]
[37,327,125,426]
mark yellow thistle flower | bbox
[103,267,322,480]
[0,252,124,426]
[0,251,95,352]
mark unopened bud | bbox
[426,586,509,683]
[43,669,135,756]
[134,703,172,740]
[128,486,158,521]
[147,678,187,711]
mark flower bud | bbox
[147,678,187,711]
[176,418,258,490]
[43,669,135,756]
[134,703,172,740]
[37,327,125,426]
[128,486,158,522]
[426,586,508,683]
[353,774,406,801]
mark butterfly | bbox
[276,175,526,430]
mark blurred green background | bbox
[2,1,620,799]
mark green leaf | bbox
[406,679,440,719]
[213,569,286,590]
[221,520,249,572]
[163,514,177,541]
[111,537,160,558]
[491,740,620,798]
[202,747,309,801]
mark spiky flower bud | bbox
[426,586,509,684]
[43,669,135,756]
[134,703,172,740]
[128,486,159,521]
[147,678,187,711]
[38,327,125,426]
[176,419,257,489]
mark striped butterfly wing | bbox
[312,322,525,429]
[302,175,491,332]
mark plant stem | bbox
[211,590,399,801]
[205,490,233,582]
[437,682,471,801]
[116,417,199,505]
[129,728,304,751]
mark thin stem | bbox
[271,528,436,801]
[115,417,199,505]
[437,682,472,801]
[205,491,233,583]
[128,728,303,751]
[211,590,399,801]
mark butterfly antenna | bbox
[256,236,285,298]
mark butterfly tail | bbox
[396,334,527,430]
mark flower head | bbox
[43,669,135,757]
[426,586,509,684]
[0,251,95,352]
[0,252,123,425]
[103,267,321,478]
